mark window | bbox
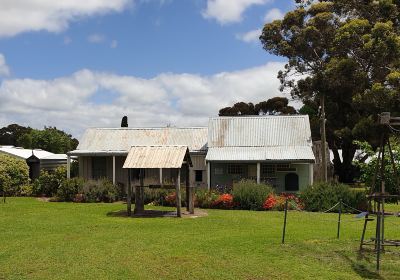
[214,168,223,175]
[227,164,243,175]
[276,163,296,172]
[92,157,107,179]
[195,170,203,182]
[261,164,276,177]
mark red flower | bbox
[263,194,277,210]
[212,193,234,209]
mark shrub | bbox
[32,166,66,197]
[56,178,84,202]
[300,182,368,212]
[212,193,234,209]
[232,179,274,210]
[0,154,30,200]
[80,179,119,203]
[263,193,303,211]
[195,189,220,208]
[18,185,33,197]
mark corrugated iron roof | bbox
[71,127,208,155]
[123,145,190,169]
[0,146,63,160]
[206,147,315,162]
[208,115,312,148]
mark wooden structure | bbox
[359,112,400,271]
[122,145,194,217]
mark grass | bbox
[1,198,400,279]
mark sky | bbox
[0,0,296,137]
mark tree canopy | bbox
[260,0,400,182]
[219,97,297,116]
[0,124,78,154]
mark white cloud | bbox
[202,0,271,24]
[264,8,284,23]
[0,62,290,137]
[0,54,10,77]
[87,34,106,43]
[110,40,118,48]
[0,0,132,37]
[236,28,261,43]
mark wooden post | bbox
[282,199,288,244]
[186,165,190,211]
[176,168,181,217]
[67,155,71,179]
[337,199,342,239]
[112,156,116,185]
[187,164,194,214]
[134,168,145,214]
[127,169,132,216]
[207,162,211,190]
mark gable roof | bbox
[123,145,191,169]
[206,115,314,162]
[0,146,66,160]
[69,127,208,155]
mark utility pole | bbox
[320,93,328,182]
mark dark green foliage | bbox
[32,166,66,197]
[0,124,32,146]
[23,127,79,154]
[232,179,274,210]
[300,182,368,212]
[56,178,85,202]
[80,179,119,203]
[356,139,400,196]
[260,0,400,182]
[0,154,30,201]
[219,97,297,116]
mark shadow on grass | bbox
[107,209,178,218]
[337,250,383,280]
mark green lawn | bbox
[1,198,400,280]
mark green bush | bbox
[81,179,119,203]
[32,166,66,197]
[56,178,84,202]
[232,179,274,210]
[300,182,368,212]
[0,154,30,200]
[195,189,220,208]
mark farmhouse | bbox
[0,146,68,179]
[68,115,315,192]
[206,116,315,192]
[68,127,208,188]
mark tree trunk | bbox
[332,145,357,183]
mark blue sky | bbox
[0,0,295,136]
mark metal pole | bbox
[282,199,288,244]
[337,199,342,239]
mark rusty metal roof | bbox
[70,127,207,155]
[206,147,315,162]
[207,115,314,162]
[123,145,190,169]
[208,115,313,147]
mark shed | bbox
[123,145,194,217]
